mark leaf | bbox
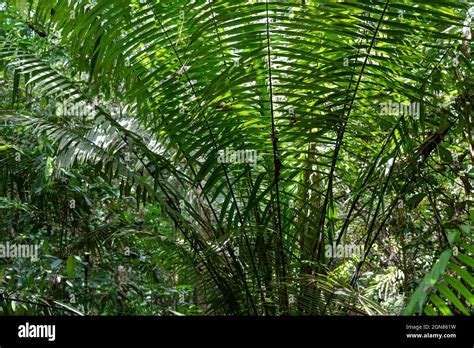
[53,301,85,316]
[429,293,453,315]
[446,206,455,219]
[66,256,75,278]
[0,145,13,151]
[438,145,453,164]
[448,263,474,288]
[443,275,474,306]
[434,283,469,315]
[447,231,458,245]
[406,193,425,209]
[459,225,471,236]
[424,304,437,315]
[455,253,474,269]
[51,259,63,270]
[403,250,452,315]
[167,308,185,316]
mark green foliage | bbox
[0,0,472,316]
[405,225,474,315]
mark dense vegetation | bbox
[0,0,472,316]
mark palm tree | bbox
[0,0,472,315]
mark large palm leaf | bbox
[1,0,471,314]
